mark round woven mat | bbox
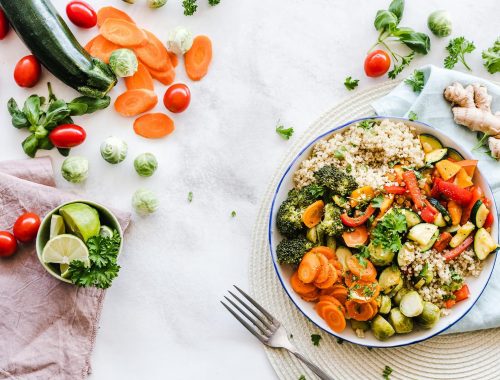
[249,80,500,380]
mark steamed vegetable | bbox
[167,26,194,55]
[427,10,452,37]
[134,153,158,177]
[389,308,413,333]
[61,156,89,183]
[109,49,138,77]
[132,188,159,214]
[100,136,128,164]
[371,315,395,341]
[416,302,441,328]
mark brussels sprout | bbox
[371,315,395,341]
[400,290,424,317]
[109,49,138,77]
[61,156,88,183]
[368,242,394,266]
[377,295,392,314]
[99,225,114,238]
[397,242,416,267]
[351,320,370,331]
[100,136,128,164]
[379,266,402,294]
[388,308,414,334]
[306,226,318,243]
[427,10,452,37]
[416,302,441,329]
[393,288,409,306]
[132,188,159,214]
[335,246,352,272]
[326,235,337,252]
[166,27,194,55]
[134,153,158,177]
[148,0,167,8]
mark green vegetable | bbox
[404,70,425,92]
[444,37,476,71]
[61,156,89,183]
[109,49,138,78]
[148,0,167,8]
[379,266,403,294]
[276,121,294,140]
[167,26,194,55]
[311,334,321,346]
[378,295,392,314]
[393,288,409,306]
[383,365,393,380]
[371,209,407,253]
[388,52,415,80]
[427,10,452,37]
[100,137,128,164]
[134,153,158,177]
[208,0,220,5]
[388,307,413,333]
[183,0,197,15]
[298,376,306,380]
[350,320,370,332]
[482,37,500,74]
[415,302,441,328]
[408,111,418,121]
[122,0,136,3]
[59,203,100,242]
[188,191,193,202]
[132,188,159,214]
[399,290,424,317]
[397,242,415,267]
[371,315,395,341]
[314,165,358,197]
[276,237,313,266]
[367,243,394,266]
[344,76,359,90]
[231,210,237,218]
[67,230,121,289]
[0,0,116,98]
[317,203,344,237]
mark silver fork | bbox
[221,286,334,380]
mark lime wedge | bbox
[59,203,100,242]
[99,225,114,238]
[50,214,66,238]
[60,263,70,278]
[42,234,89,265]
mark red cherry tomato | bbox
[364,49,391,77]
[13,213,41,243]
[163,83,191,113]
[14,55,42,88]
[0,9,9,40]
[49,124,87,148]
[0,231,17,257]
[66,1,97,29]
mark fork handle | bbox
[288,350,334,380]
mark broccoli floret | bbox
[317,203,344,237]
[276,237,314,266]
[314,165,358,197]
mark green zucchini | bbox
[433,213,447,227]
[408,223,439,246]
[449,221,475,248]
[447,147,465,161]
[400,208,421,227]
[419,134,443,153]
[428,198,451,224]
[471,200,490,228]
[474,228,497,260]
[425,148,448,164]
[420,230,439,251]
[0,0,116,98]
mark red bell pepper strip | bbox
[461,186,483,225]
[420,206,437,223]
[433,232,453,252]
[433,178,473,207]
[340,205,376,227]
[483,198,494,228]
[384,185,406,195]
[443,235,474,261]
[444,299,456,309]
[454,284,470,302]
[403,170,425,210]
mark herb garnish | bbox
[371,194,385,208]
[231,210,237,217]
[444,36,476,71]
[188,191,193,202]
[371,209,407,252]
[276,121,294,140]
[311,334,322,346]
[208,0,220,5]
[344,76,360,90]
[404,69,424,92]
[408,111,418,121]
[419,263,429,278]
[482,37,500,74]
[472,132,494,159]
[358,119,376,130]
[305,184,325,198]
[383,365,393,379]
[182,0,198,15]
[298,376,306,380]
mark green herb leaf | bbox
[231,210,236,218]
[374,10,398,32]
[358,119,376,130]
[408,111,418,121]
[43,99,70,129]
[182,0,197,15]
[304,184,325,198]
[208,0,220,5]
[311,334,322,346]
[388,52,414,79]
[21,134,39,158]
[444,37,475,71]
[276,122,294,140]
[482,37,500,74]
[334,146,347,160]
[371,194,385,208]
[188,191,193,202]
[7,98,30,129]
[22,95,41,126]
[388,0,404,22]
[37,136,54,151]
[397,31,431,55]
[67,102,88,116]
[383,365,393,379]
[371,209,407,252]
[404,70,425,92]
[57,147,71,157]
[69,95,111,115]
[298,376,306,380]
[419,263,429,278]
[344,76,359,91]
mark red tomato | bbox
[0,231,17,257]
[364,50,391,77]
[14,55,42,88]
[49,124,87,148]
[66,1,97,29]
[0,9,9,40]
[13,213,41,243]
[163,83,191,113]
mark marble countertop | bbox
[0,0,498,378]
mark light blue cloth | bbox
[372,64,500,334]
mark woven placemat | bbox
[249,80,500,380]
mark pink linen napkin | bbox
[0,157,130,380]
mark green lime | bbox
[59,203,100,242]
[60,263,70,278]
[42,234,89,265]
[99,225,114,238]
[50,214,66,238]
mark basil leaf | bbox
[37,136,54,150]
[374,10,398,32]
[22,95,41,126]
[7,98,30,129]
[69,95,111,115]
[388,0,404,22]
[398,31,431,54]
[57,147,71,157]
[68,102,89,116]
[43,99,70,129]
[34,125,48,139]
[22,134,39,158]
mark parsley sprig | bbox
[371,209,407,252]
[482,37,500,74]
[311,334,322,346]
[383,365,393,379]
[276,121,294,140]
[404,69,425,92]
[444,37,475,71]
[344,76,359,90]
[183,0,198,15]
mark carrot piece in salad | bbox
[345,300,374,321]
[342,225,368,248]
[403,170,425,210]
[314,253,330,284]
[347,255,376,282]
[298,251,321,283]
[290,271,316,295]
[309,246,336,260]
[322,304,347,332]
[302,200,325,228]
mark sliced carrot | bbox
[318,295,346,315]
[345,300,374,321]
[329,284,349,305]
[298,251,321,283]
[148,66,176,85]
[84,35,99,53]
[168,51,179,67]
[100,18,147,47]
[97,6,135,27]
[290,271,316,295]
[346,255,376,282]
[369,300,379,319]
[314,254,330,284]
[350,186,375,207]
[348,280,380,303]
[309,246,336,260]
[114,89,158,117]
[344,271,357,288]
[314,264,338,289]
[342,225,368,248]
[322,305,347,332]
[315,301,335,319]
[329,258,342,271]
[300,289,320,302]
[134,30,172,71]
[184,35,212,81]
[88,35,120,64]
[125,61,154,91]
[134,113,175,139]
[302,200,324,228]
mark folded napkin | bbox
[372,65,500,334]
[0,157,130,379]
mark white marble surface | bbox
[0,0,498,379]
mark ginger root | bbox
[444,82,500,159]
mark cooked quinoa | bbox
[294,119,425,189]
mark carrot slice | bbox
[100,18,147,47]
[300,289,320,302]
[313,254,330,284]
[114,89,158,117]
[290,271,316,295]
[88,35,120,64]
[347,255,376,282]
[148,66,176,85]
[134,113,175,139]
[314,264,338,289]
[322,305,347,332]
[302,200,324,228]
[84,35,99,53]
[345,300,374,321]
[316,298,345,319]
[342,225,368,248]
[298,251,321,284]
[317,295,346,315]
[326,284,348,305]
[168,51,179,67]
[309,246,336,260]
[97,6,135,27]
[348,280,380,303]
[344,271,357,288]
[369,300,379,319]
[125,61,154,91]
[134,30,172,71]
[184,35,212,81]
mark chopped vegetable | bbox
[277,237,313,266]
[66,1,97,29]
[109,49,138,78]
[125,62,155,91]
[482,37,500,74]
[133,113,175,139]
[382,365,393,380]
[148,0,167,8]
[100,137,128,164]
[134,153,158,177]
[97,6,135,26]
[185,35,213,81]
[433,178,472,206]
[427,10,452,37]
[408,111,418,121]
[134,30,173,71]
[61,156,89,183]
[341,205,376,228]
[182,0,197,15]
[344,76,359,90]
[403,170,424,209]
[188,192,193,202]
[443,235,474,261]
[114,89,158,117]
[167,27,194,55]
[444,37,475,71]
[100,18,147,47]
[132,188,159,214]
[404,70,424,92]
[371,209,407,252]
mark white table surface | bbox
[1,0,498,378]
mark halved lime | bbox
[50,214,66,238]
[42,234,89,265]
[59,203,100,242]
[60,264,70,278]
[99,225,114,238]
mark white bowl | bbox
[268,116,499,348]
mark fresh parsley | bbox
[388,52,414,79]
[404,69,425,92]
[208,0,220,5]
[334,146,347,160]
[344,76,359,91]
[311,334,322,346]
[188,191,193,202]
[482,37,500,74]
[358,119,376,130]
[276,121,294,140]
[305,184,325,199]
[67,230,121,289]
[473,132,494,159]
[182,0,197,15]
[383,365,393,379]
[408,111,418,121]
[444,37,476,71]
[231,210,237,218]
[298,376,306,380]
[371,194,385,208]
[371,209,407,252]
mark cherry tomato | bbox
[66,1,97,29]
[49,124,87,148]
[163,83,191,113]
[14,55,42,88]
[13,213,41,243]
[0,9,9,40]
[364,49,391,77]
[0,231,17,257]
